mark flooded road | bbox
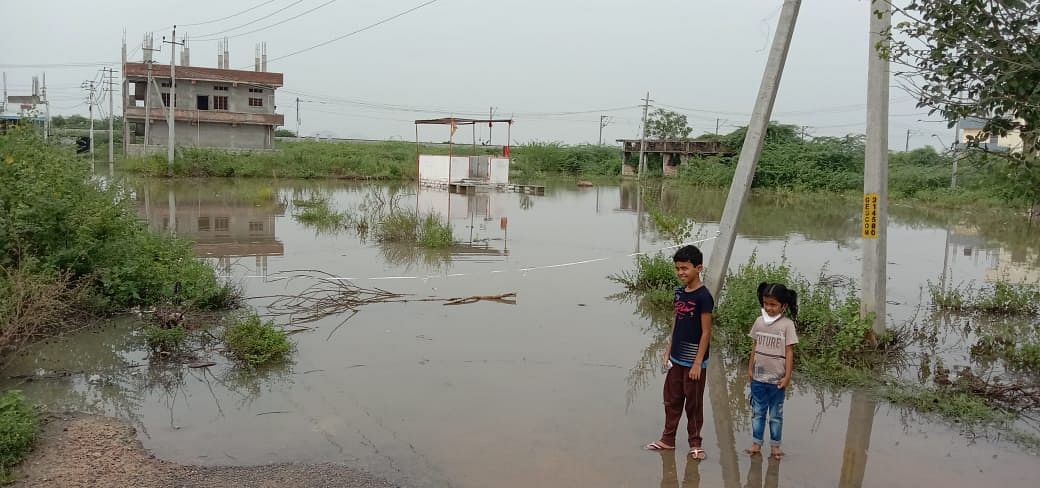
[4,178,1040,487]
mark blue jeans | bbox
[750,380,785,447]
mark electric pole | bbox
[862,1,891,339]
[163,27,183,175]
[599,115,612,145]
[42,73,49,141]
[905,128,911,152]
[638,92,652,178]
[142,36,160,149]
[715,117,720,138]
[488,106,496,145]
[105,67,115,165]
[82,80,97,167]
[704,0,801,299]
[296,97,301,137]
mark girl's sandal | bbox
[745,447,762,456]
[689,448,707,460]
[770,449,784,460]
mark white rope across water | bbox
[242,233,720,283]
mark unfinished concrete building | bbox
[122,37,284,153]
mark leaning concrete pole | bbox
[703,3,801,487]
[704,0,801,297]
[862,1,890,338]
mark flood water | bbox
[4,178,1040,487]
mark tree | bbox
[274,128,297,137]
[885,0,1040,204]
[645,109,692,140]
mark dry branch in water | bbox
[254,270,407,325]
[253,270,517,329]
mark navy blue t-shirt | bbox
[670,285,714,367]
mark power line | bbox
[194,0,306,39]
[259,0,443,67]
[179,0,280,27]
[195,0,340,41]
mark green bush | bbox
[713,253,881,379]
[0,127,236,312]
[418,213,454,249]
[144,325,188,355]
[0,390,38,480]
[223,314,293,367]
[609,253,681,293]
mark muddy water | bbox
[4,178,1040,487]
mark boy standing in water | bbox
[645,245,714,460]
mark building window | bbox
[215,217,229,232]
[161,82,171,88]
[161,93,172,107]
[214,85,229,91]
[249,221,264,232]
[214,96,228,110]
[249,88,264,93]
[249,97,263,107]
[198,217,210,231]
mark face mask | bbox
[761,308,783,325]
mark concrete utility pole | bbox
[598,115,612,145]
[715,117,721,138]
[296,97,301,137]
[106,67,115,165]
[163,27,183,175]
[488,106,496,144]
[82,80,97,167]
[121,34,130,156]
[905,128,911,152]
[950,122,960,187]
[42,73,49,140]
[704,0,801,297]
[861,0,891,338]
[638,92,652,178]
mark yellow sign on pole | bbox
[862,193,879,238]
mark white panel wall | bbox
[450,156,470,183]
[490,158,510,184]
[418,155,450,182]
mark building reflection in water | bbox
[135,184,286,277]
[416,187,511,260]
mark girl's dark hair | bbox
[757,282,799,320]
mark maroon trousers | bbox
[660,364,707,448]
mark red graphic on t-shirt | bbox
[675,299,697,318]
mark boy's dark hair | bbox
[757,282,799,320]
[672,245,703,266]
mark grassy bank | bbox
[0,126,238,364]
[120,139,623,180]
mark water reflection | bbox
[743,456,780,488]
[838,392,877,488]
[133,179,287,277]
[658,450,701,488]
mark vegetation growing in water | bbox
[0,390,38,482]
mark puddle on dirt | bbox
[3,178,1040,487]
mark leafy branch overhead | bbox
[884,0,1040,201]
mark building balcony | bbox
[125,106,284,126]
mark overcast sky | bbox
[0,0,952,149]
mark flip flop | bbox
[644,441,675,451]
[689,447,707,460]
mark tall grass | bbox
[928,279,1040,315]
[374,212,454,249]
